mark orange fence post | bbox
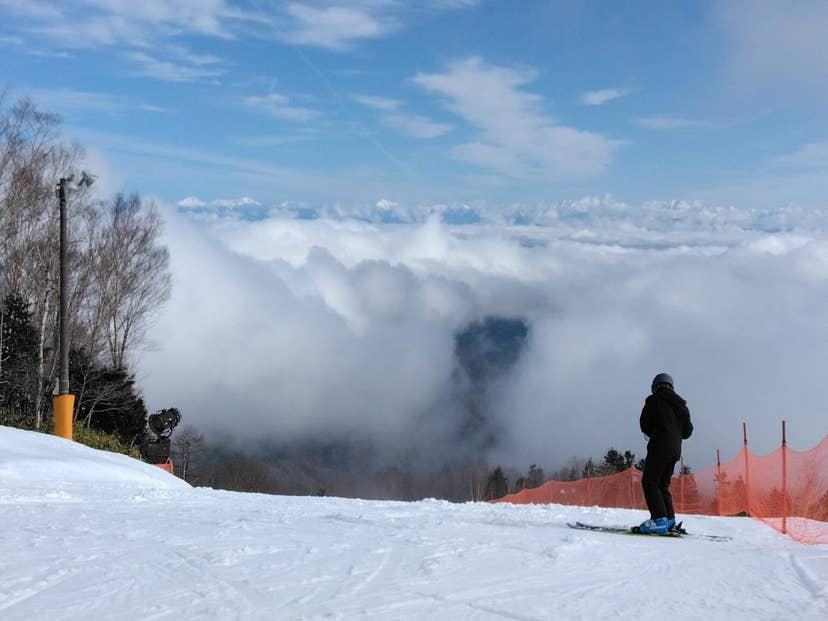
[782,420,787,535]
[489,431,828,544]
[716,449,722,516]
[743,422,752,516]
[586,469,592,506]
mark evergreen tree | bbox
[600,448,627,474]
[527,463,545,488]
[596,448,637,475]
[677,464,702,512]
[485,466,509,499]
[0,292,38,426]
[70,347,147,445]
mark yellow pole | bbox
[53,394,74,440]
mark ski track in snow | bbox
[1,428,827,620]
[2,485,827,621]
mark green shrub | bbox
[70,423,141,459]
[0,414,140,459]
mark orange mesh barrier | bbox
[153,459,174,474]
[493,430,828,545]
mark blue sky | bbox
[2,0,828,209]
[4,2,827,462]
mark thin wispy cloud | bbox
[0,0,253,83]
[429,0,480,8]
[353,94,452,139]
[413,57,622,178]
[383,113,452,139]
[26,49,74,59]
[244,93,321,123]
[127,51,225,83]
[2,0,241,47]
[26,88,166,114]
[634,115,708,130]
[581,88,633,106]
[353,94,400,112]
[65,126,319,182]
[276,1,480,51]
[234,132,319,148]
[279,3,401,50]
[769,140,828,170]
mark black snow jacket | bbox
[640,388,693,461]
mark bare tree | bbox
[0,95,82,428]
[92,194,171,370]
[172,425,206,484]
[1,94,171,431]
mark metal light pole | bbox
[52,172,95,440]
[57,178,70,395]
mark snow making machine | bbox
[139,408,181,473]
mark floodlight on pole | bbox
[52,171,95,440]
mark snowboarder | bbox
[637,373,693,534]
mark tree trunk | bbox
[0,307,5,400]
[33,287,51,430]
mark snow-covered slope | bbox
[0,425,189,489]
[1,426,826,621]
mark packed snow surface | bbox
[1,427,826,621]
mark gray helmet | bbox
[652,373,674,387]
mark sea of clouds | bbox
[139,196,828,471]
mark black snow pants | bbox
[642,454,677,520]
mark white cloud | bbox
[430,0,480,8]
[140,202,828,469]
[275,1,479,51]
[66,126,320,184]
[634,115,708,130]
[25,88,166,114]
[244,93,320,122]
[212,197,261,208]
[352,94,400,111]
[383,113,452,139]
[2,0,240,47]
[412,57,622,178]
[714,0,828,96]
[177,196,260,208]
[0,0,62,22]
[353,93,452,139]
[279,3,401,50]
[0,1,253,82]
[234,132,318,148]
[581,88,633,106]
[769,140,828,171]
[177,196,207,208]
[127,51,225,83]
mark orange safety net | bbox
[493,434,828,545]
[153,459,174,474]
